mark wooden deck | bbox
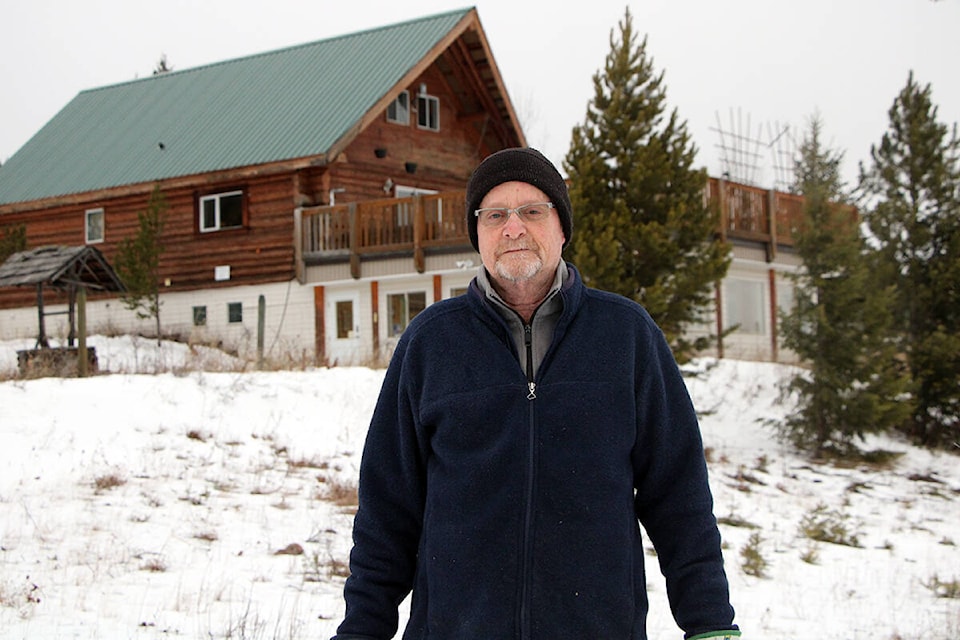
[294,178,809,279]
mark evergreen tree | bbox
[0,223,27,264]
[115,185,167,345]
[564,8,730,363]
[858,72,960,448]
[779,116,911,455]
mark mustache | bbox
[495,241,538,258]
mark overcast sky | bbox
[2,0,958,189]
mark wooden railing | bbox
[295,191,469,279]
[704,177,806,254]
[295,179,810,279]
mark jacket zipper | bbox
[520,323,536,639]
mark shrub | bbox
[799,503,862,547]
[740,532,768,578]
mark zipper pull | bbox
[527,381,537,400]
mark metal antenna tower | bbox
[711,108,765,186]
[767,120,797,192]
[711,109,797,190]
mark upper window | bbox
[387,91,410,125]
[417,92,439,131]
[200,190,244,232]
[85,208,104,244]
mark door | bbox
[325,292,362,365]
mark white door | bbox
[325,292,362,365]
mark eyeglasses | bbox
[474,202,555,228]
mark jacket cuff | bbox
[687,631,742,640]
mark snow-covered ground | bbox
[1,336,957,639]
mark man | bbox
[334,148,740,640]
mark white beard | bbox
[495,252,543,282]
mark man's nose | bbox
[501,211,527,236]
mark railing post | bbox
[716,177,728,243]
[767,188,778,262]
[293,207,305,284]
[413,195,425,273]
[349,203,360,279]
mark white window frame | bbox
[386,291,426,337]
[85,208,104,244]
[724,277,767,335]
[200,190,244,233]
[416,92,440,131]
[387,91,410,125]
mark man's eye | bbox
[487,210,506,220]
[522,206,545,217]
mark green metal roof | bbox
[0,8,473,206]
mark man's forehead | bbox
[479,181,550,206]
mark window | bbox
[200,190,244,232]
[193,306,207,326]
[85,208,104,244]
[417,92,439,131]
[449,287,468,298]
[227,302,243,324]
[387,91,410,125]
[387,291,426,337]
[724,278,766,335]
[336,300,354,339]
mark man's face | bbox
[477,181,565,287]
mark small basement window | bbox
[192,306,207,326]
[200,190,244,232]
[227,302,243,323]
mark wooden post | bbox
[715,282,724,360]
[293,207,305,284]
[78,286,88,377]
[370,280,379,359]
[36,283,49,348]
[257,294,266,370]
[768,269,779,363]
[766,188,778,262]
[349,203,360,279]
[313,285,325,366]
[67,285,77,347]
[413,195,425,273]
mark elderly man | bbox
[333,147,739,640]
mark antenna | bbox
[711,108,765,186]
[711,109,797,190]
[767,120,797,192]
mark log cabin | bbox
[0,7,805,366]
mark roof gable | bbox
[0,8,479,206]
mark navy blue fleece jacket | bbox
[334,263,736,639]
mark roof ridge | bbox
[79,6,475,96]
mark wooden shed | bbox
[0,245,124,375]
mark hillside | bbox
[1,336,957,639]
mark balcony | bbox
[294,191,470,280]
[704,177,806,257]
[294,179,810,280]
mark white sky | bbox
[2,0,959,189]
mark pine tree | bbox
[115,185,167,346]
[778,116,911,455]
[0,223,27,264]
[858,72,960,448]
[563,7,729,364]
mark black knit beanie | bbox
[465,147,573,252]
